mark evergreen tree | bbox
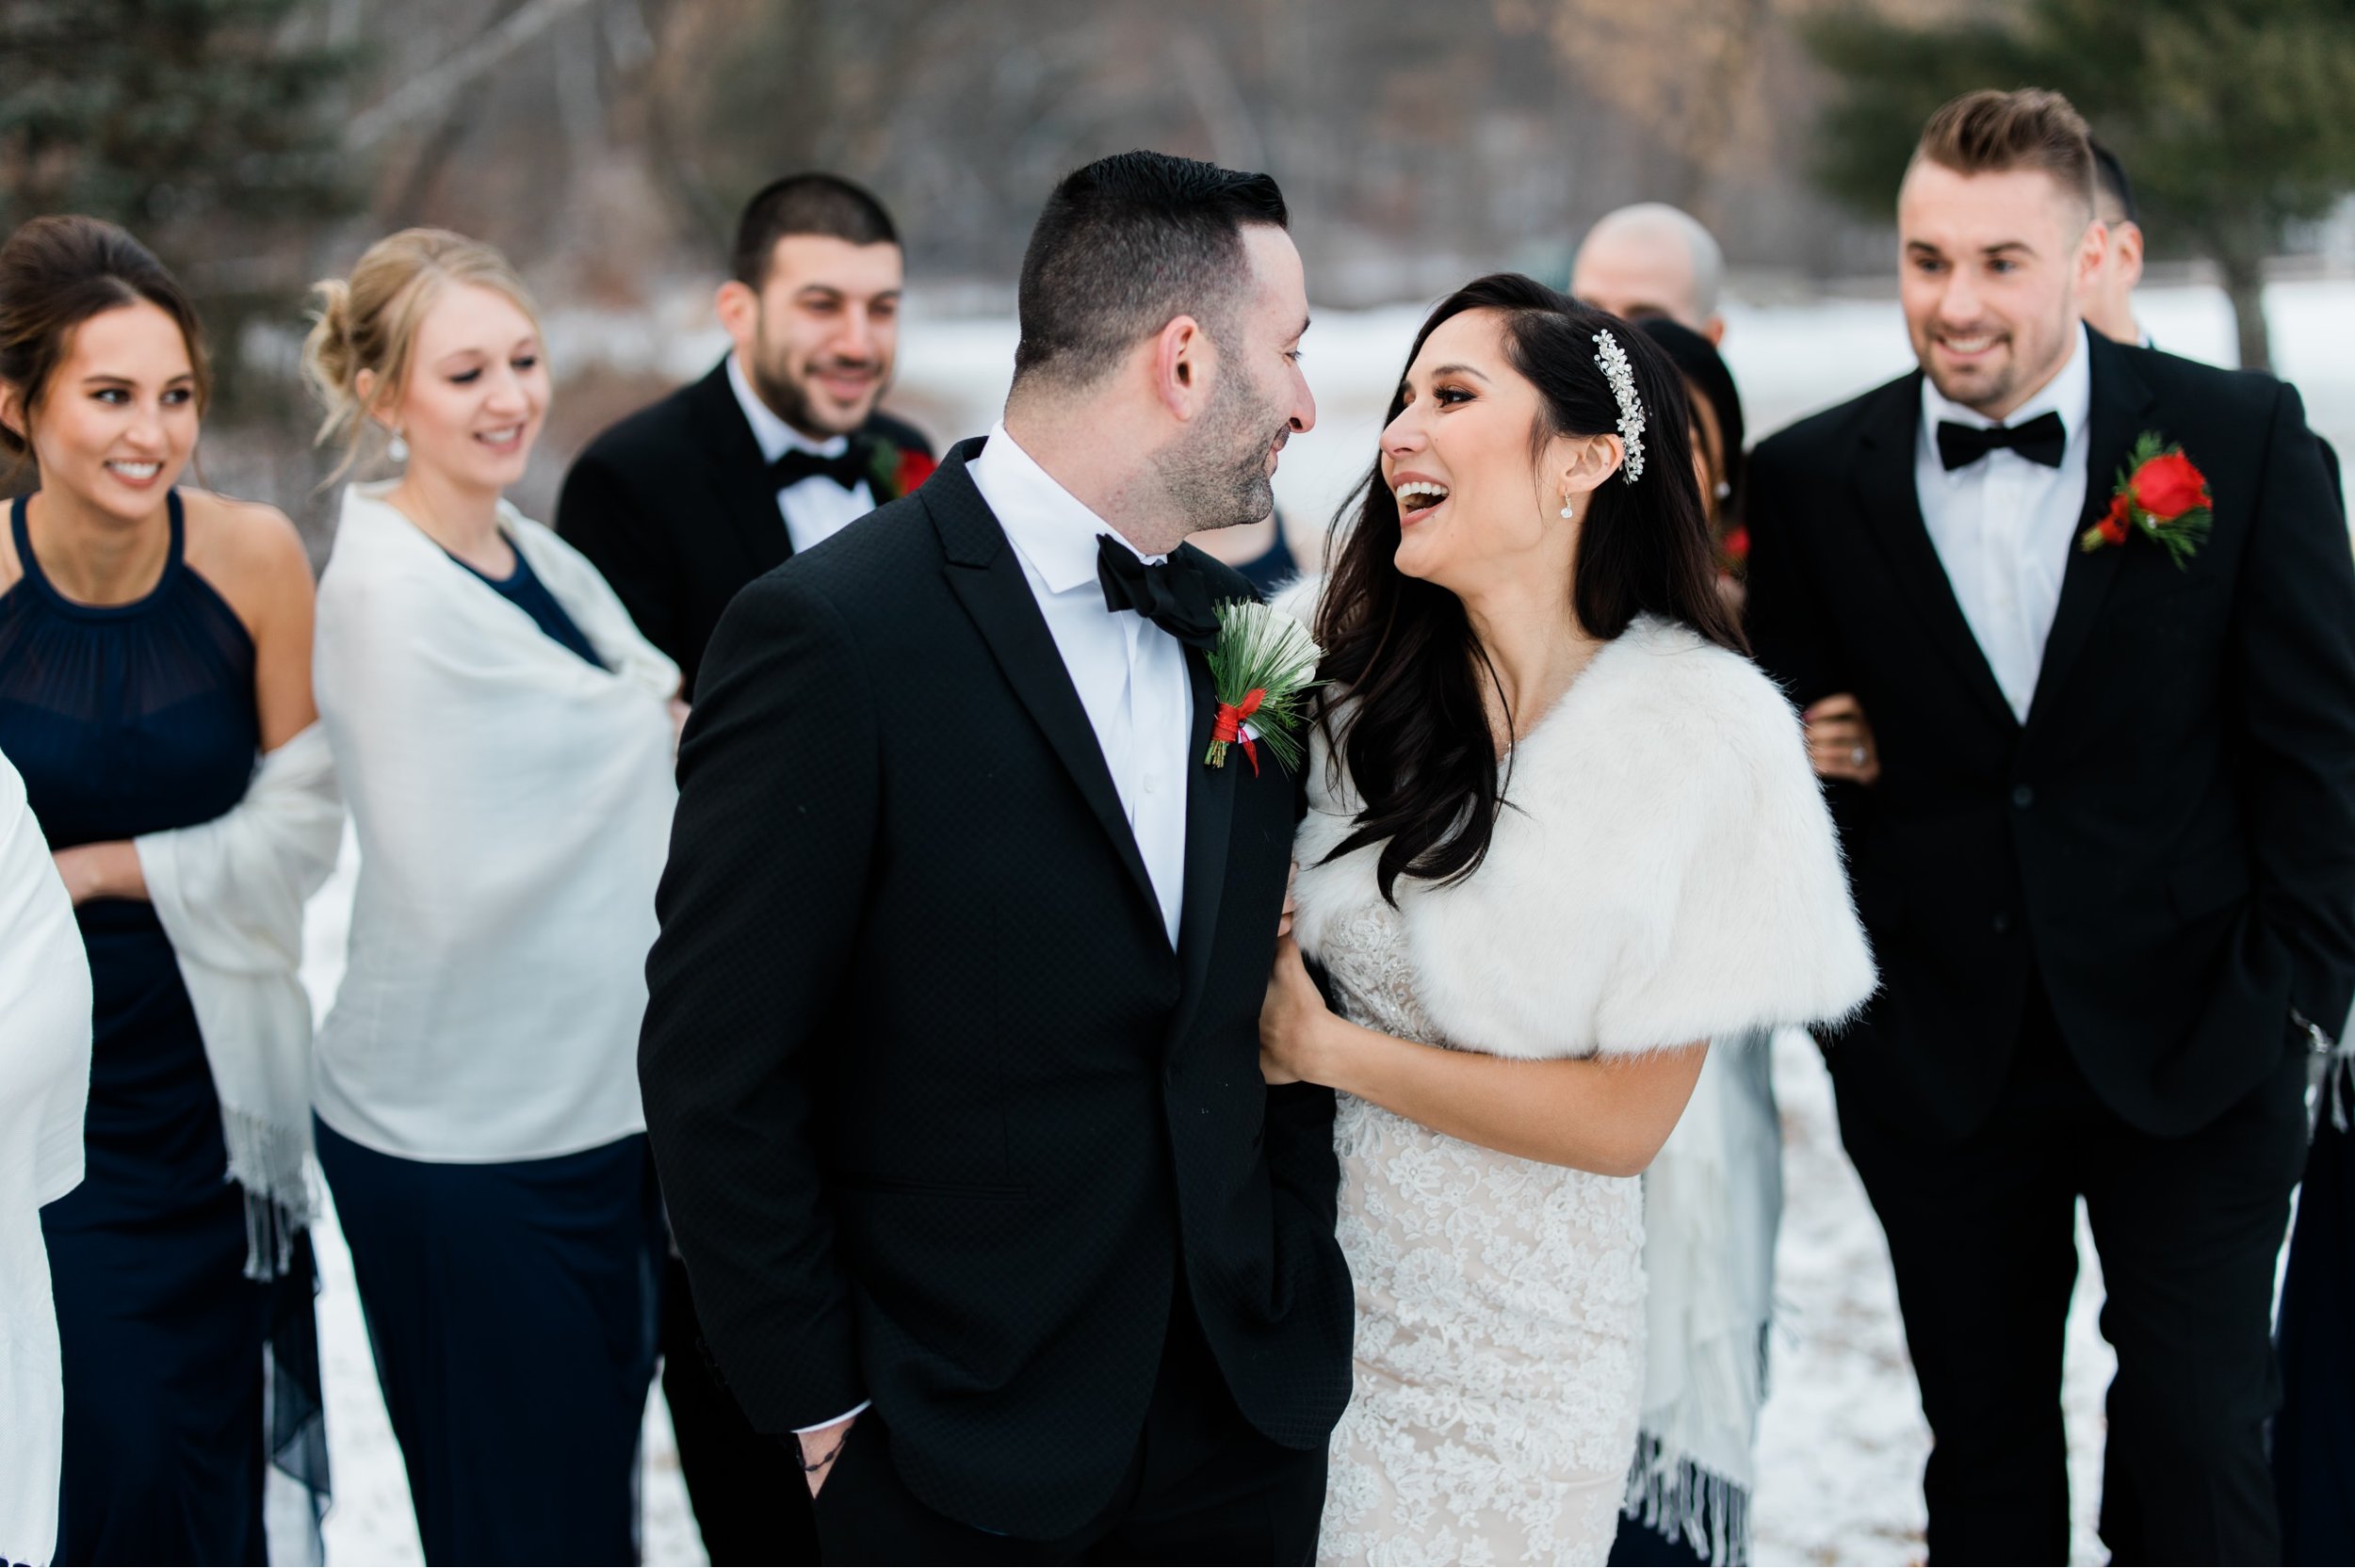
[1803,0,2355,371]
[0,0,363,409]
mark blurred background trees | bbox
[5,0,2351,518]
[1805,0,2355,372]
[0,0,362,412]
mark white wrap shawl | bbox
[312,482,679,1163]
[134,721,342,1276]
[1292,612,1876,1056]
[0,752,91,1567]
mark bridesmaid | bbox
[303,229,681,1565]
[0,216,335,1562]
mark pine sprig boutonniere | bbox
[2081,432,2212,569]
[1204,600,1322,774]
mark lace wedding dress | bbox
[1313,895,1648,1567]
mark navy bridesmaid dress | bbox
[0,492,324,1563]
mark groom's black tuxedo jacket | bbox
[555,359,934,694]
[1748,331,2355,1140]
[638,438,1354,1539]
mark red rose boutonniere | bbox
[1718,524,1750,579]
[867,443,939,503]
[2080,433,2212,569]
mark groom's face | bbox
[1898,159,2103,421]
[1159,225,1316,534]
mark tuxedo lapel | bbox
[928,443,1163,932]
[1167,638,1236,1043]
[686,360,795,579]
[1851,375,2018,731]
[2023,335,2156,733]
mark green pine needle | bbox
[1205,600,1324,772]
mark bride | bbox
[1261,274,1874,1566]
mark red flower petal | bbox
[2132,450,2207,521]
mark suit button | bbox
[1991,912,2013,934]
[2011,784,2036,809]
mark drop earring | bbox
[387,427,409,464]
[1559,495,1576,521]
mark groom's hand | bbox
[797,1413,857,1498]
[1804,693,1882,785]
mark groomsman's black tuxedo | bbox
[556,359,929,1563]
[1748,329,2355,1563]
[639,439,1354,1557]
[557,359,934,696]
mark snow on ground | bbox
[293,856,2111,1568]
[291,279,2355,1563]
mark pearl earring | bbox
[387,428,409,464]
[1559,496,1576,521]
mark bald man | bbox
[2084,140,2148,347]
[1571,202,1727,344]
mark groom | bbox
[1747,89,2355,1562]
[638,151,1352,1564]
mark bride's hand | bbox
[1259,935,1331,1086]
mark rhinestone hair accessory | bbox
[1591,330,1646,484]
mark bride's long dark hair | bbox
[1316,273,1744,904]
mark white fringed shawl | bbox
[1289,602,1875,1564]
[1291,612,1876,1056]
[0,752,91,1568]
[134,722,341,1277]
[311,482,679,1164]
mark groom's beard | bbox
[1160,359,1290,535]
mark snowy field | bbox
[282,278,2355,1565]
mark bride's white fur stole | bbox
[1290,610,1876,1060]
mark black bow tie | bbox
[1937,410,2067,472]
[1096,535,1219,650]
[769,438,873,493]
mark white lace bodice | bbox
[1314,895,1648,1567]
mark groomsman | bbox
[557,172,931,1564]
[559,172,934,697]
[1571,202,1728,344]
[1746,89,2355,1563]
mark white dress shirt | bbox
[725,354,876,555]
[792,423,1196,1440]
[968,421,1194,948]
[1914,325,2093,722]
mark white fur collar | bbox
[1291,610,1875,1059]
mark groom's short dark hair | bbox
[1012,151,1289,394]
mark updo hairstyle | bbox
[300,228,541,477]
[0,215,210,471]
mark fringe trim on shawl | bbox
[225,1104,316,1280]
[1622,1431,1752,1567]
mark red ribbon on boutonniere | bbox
[2080,433,2212,568]
[1211,687,1266,775]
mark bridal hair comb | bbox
[1591,330,1647,484]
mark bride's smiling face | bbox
[1380,309,1594,597]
